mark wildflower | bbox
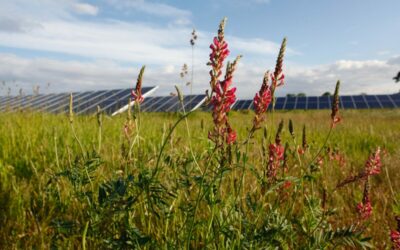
[336,147,382,188]
[364,147,381,176]
[391,216,400,249]
[271,38,287,96]
[267,142,285,180]
[267,121,285,182]
[356,179,372,220]
[283,180,292,189]
[131,65,145,104]
[208,18,241,146]
[316,155,324,167]
[331,80,341,128]
[252,71,272,130]
[391,230,400,250]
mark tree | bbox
[322,92,331,97]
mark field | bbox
[0,109,399,249]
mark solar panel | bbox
[318,96,331,109]
[307,97,318,109]
[353,95,368,109]
[376,95,396,108]
[25,94,65,110]
[296,97,307,109]
[2,90,400,114]
[165,95,191,112]
[231,100,246,110]
[45,93,88,113]
[274,97,286,109]
[128,94,205,113]
[340,96,354,109]
[0,87,158,115]
[0,96,13,106]
[0,96,28,111]
[78,89,128,114]
[140,96,163,112]
[390,94,400,107]
[364,95,381,108]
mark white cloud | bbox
[1,0,398,99]
[72,3,99,16]
[105,0,191,22]
[1,53,399,98]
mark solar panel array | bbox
[0,87,156,115]
[231,94,400,111]
[1,90,399,115]
[139,94,206,112]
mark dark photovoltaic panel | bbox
[231,94,400,111]
[138,94,206,112]
[307,97,318,109]
[274,97,286,109]
[295,97,307,109]
[391,94,400,107]
[353,95,368,109]
[318,96,331,109]
[0,87,157,115]
[284,96,297,110]
[2,91,399,114]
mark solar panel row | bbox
[0,87,156,115]
[231,94,400,111]
[1,91,399,114]
[139,95,206,112]
[0,87,209,115]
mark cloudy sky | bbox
[0,0,399,97]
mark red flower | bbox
[226,127,237,144]
[357,179,372,220]
[391,230,400,249]
[364,147,381,176]
[267,143,285,181]
[356,198,372,220]
[283,180,292,189]
[208,18,241,146]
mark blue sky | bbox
[0,0,399,97]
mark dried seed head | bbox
[96,105,102,127]
[174,85,184,104]
[275,120,284,145]
[356,178,372,220]
[272,37,287,93]
[132,65,145,104]
[263,126,268,139]
[302,125,308,149]
[69,93,73,124]
[331,80,341,128]
[218,17,227,41]
[288,119,294,138]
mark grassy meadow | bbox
[0,108,399,249]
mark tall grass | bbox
[0,109,399,249]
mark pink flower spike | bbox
[391,230,400,249]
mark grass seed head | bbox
[132,65,145,104]
[331,80,341,128]
[69,93,74,124]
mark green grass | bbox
[0,109,399,249]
